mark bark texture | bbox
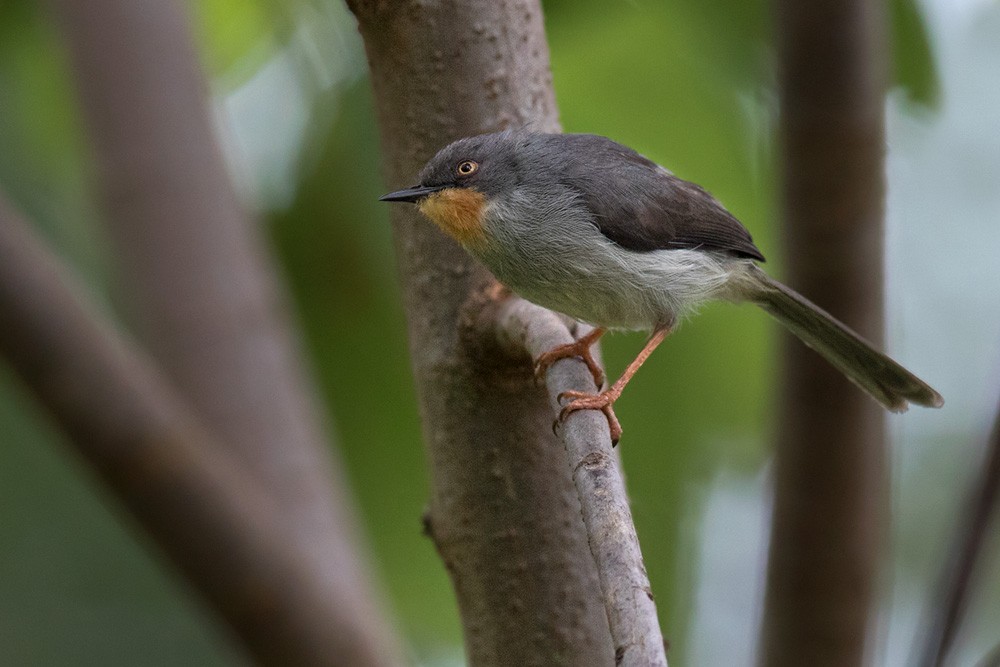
[490,298,667,667]
[761,1,888,665]
[348,1,616,664]
[0,195,384,666]
[48,1,400,663]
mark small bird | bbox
[381,131,943,443]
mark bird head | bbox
[379,132,520,246]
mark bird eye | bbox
[456,160,479,176]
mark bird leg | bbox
[534,326,607,388]
[556,325,672,445]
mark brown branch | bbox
[760,1,889,665]
[914,401,1000,667]
[0,194,395,666]
[349,1,618,664]
[489,296,668,667]
[46,1,401,662]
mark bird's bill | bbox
[378,184,447,203]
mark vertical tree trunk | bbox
[48,0,400,664]
[348,1,615,664]
[761,1,887,665]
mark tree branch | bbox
[487,295,668,667]
[915,400,1000,667]
[45,5,402,659]
[761,1,888,665]
[0,194,397,666]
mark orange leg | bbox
[534,327,607,389]
[557,325,673,445]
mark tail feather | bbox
[742,266,943,412]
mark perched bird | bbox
[381,131,943,443]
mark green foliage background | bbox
[2,0,993,664]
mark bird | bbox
[380,131,943,443]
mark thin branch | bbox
[914,401,1000,667]
[0,194,395,665]
[488,295,668,667]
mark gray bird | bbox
[381,131,943,443]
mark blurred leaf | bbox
[891,0,940,107]
[187,0,277,82]
[0,2,110,296]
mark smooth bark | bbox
[48,0,400,663]
[348,1,618,664]
[0,194,386,666]
[761,1,888,665]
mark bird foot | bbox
[555,389,623,446]
[533,332,606,389]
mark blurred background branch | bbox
[43,4,400,660]
[0,193,393,665]
[27,0,399,662]
[915,396,1000,667]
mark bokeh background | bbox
[1,0,998,664]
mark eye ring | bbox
[456,160,479,177]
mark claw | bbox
[555,389,623,446]
[547,325,673,448]
[533,328,607,388]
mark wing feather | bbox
[555,134,766,261]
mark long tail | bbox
[741,265,943,412]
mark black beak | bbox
[378,184,447,203]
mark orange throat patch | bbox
[418,187,487,246]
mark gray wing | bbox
[555,134,766,261]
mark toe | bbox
[533,339,607,389]
[557,389,592,404]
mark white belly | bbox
[480,240,744,330]
[474,188,750,330]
